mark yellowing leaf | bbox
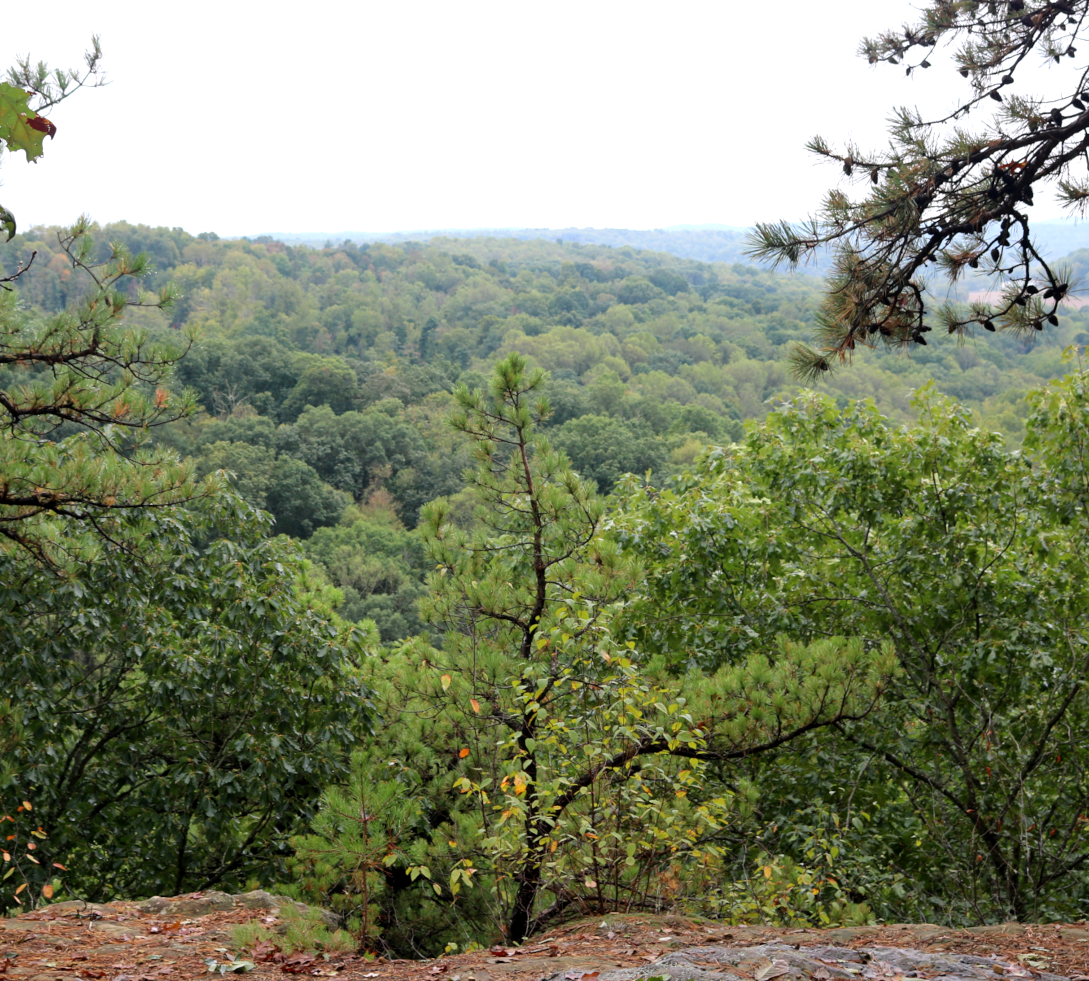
[21,802,31,811]
[41,883,53,899]
[470,698,481,714]
[14,882,26,894]
[1,852,6,862]
[441,674,451,691]
[0,85,54,162]
[459,747,470,758]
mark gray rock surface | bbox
[136,890,236,916]
[541,943,1071,981]
[233,888,281,910]
[130,888,340,928]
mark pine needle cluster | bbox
[748,0,1089,378]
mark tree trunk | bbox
[508,859,541,942]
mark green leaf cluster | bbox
[613,358,1089,922]
[0,493,372,907]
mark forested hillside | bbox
[4,222,1081,641]
[266,222,1089,272]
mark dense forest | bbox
[7,213,1089,954]
[5,221,1084,644]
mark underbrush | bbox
[231,903,358,957]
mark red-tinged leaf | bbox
[26,842,35,850]
[41,883,53,899]
[26,854,39,864]
[52,862,67,870]
[251,938,283,962]
[459,747,470,758]
[26,115,56,138]
[470,698,481,714]
[2,853,8,862]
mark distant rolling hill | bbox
[252,220,1089,274]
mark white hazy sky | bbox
[0,0,1074,236]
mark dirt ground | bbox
[5,900,1089,981]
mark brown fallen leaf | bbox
[281,950,319,974]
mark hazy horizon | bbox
[5,0,1060,235]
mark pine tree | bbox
[748,0,1089,379]
[418,354,892,941]
[0,43,201,562]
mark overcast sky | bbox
[1,0,1076,236]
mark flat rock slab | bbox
[539,943,1071,981]
[136,888,235,916]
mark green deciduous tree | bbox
[749,0,1089,378]
[614,368,1089,921]
[0,493,370,908]
[551,414,669,494]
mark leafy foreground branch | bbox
[0,494,372,911]
[614,362,1089,923]
[748,0,1089,379]
[289,355,892,951]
